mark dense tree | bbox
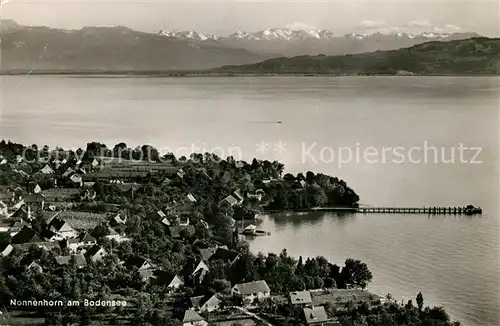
[340,259,373,289]
[416,291,424,311]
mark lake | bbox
[1,75,499,326]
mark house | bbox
[91,159,99,168]
[33,184,42,194]
[190,292,221,313]
[290,291,312,306]
[168,225,195,239]
[26,261,43,274]
[109,213,127,226]
[16,155,23,163]
[148,270,184,289]
[49,218,77,239]
[222,195,239,207]
[125,256,152,271]
[11,226,43,244]
[199,247,218,262]
[85,245,107,262]
[231,280,271,304]
[70,174,83,187]
[14,169,29,178]
[298,180,307,188]
[182,310,207,326]
[186,193,197,203]
[177,169,186,179]
[161,217,171,226]
[0,200,7,216]
[40,229,59,242]
[162,177,171,186]
[55,255,71,266]
[235,161,245,168]
[157,210,167,219]
[186,260,210,284]
[73,254,88,268]
[179,217,190,226]
[79,232,97,246]
[303,306,329,325]
[101,226,119,241]
[11,207,28,220]
[24,193,45,210]
[40,164,55,175]
[66,232,97,252]
[8,219,28,236]
[62,167,75,178]
[55,254,87,269]
[0,244,13,257]
[198,246,232,262]
[83,181,95,188]
[207,247,240,265]
[233,190,244,204]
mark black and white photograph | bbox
[0,0,498,325]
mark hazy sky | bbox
[1,0,499,36]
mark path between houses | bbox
[232,306,274,326]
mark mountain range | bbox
[0,20,264,71]
[0,19,487,72]
[215,37,500,75]
[157,28,481,57]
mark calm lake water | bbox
[1,76,499,326]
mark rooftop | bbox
[233,280,270,295]
[290,290,312,305]
[303,306,328,324]
[182,310,205,323]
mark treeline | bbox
[0,140,360,210]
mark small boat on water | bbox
[464,205,482,215]
[253,230,269,236]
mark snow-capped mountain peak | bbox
[229,28,336,41]
[343,31,458,40]
[157,27,479,42]
[158,30,217,41]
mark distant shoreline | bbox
[1,71,498,77]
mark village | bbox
[0,143,387,326]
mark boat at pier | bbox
[242,224,270,236]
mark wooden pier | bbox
[355,206,480,215]
[271,205,483,215]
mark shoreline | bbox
[1,71,498,77]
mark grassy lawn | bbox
[312,289,382,308]
[43,210,108,229]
